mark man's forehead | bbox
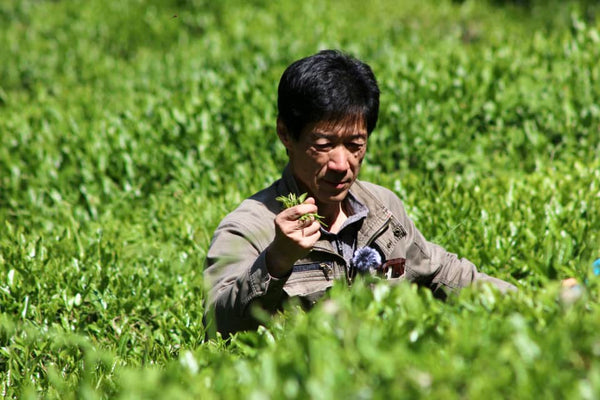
[306,116,367,137]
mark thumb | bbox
[303,196,316,205]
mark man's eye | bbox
[347,142,365,152]
[314,143,333,151]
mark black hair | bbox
[277,50,380,139]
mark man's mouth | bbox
[322,179,349,189]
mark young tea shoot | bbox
[276,192,327,227]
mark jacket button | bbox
[393,228,403,237]
[320,263,332,280]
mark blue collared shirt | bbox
[319,191,369,265]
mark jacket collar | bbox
[282,164,301,195]
[351,181,393,248]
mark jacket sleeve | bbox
[406,225,517,298]
[203,218,288,337]
[388,193,517,298]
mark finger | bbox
[297,217,311,229]
[296,213,318,227]
[283,204,319,220]
[301,225,321,244]
[302,196,316,205]
[294,203,318,217]
[561,278,578,288]
[297,226,321,248]
[302,220,322,236]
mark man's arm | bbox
[408,227,517,298]
[370,184,517,297]
[204,198,321,337]
[401,211,517,298]
[204,222,287,337]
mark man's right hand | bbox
[265,197,322,278]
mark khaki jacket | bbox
[204,166,516,336]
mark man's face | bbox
[278,116,368,206]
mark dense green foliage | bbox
[1,0,599,397]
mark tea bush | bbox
[1,0,599,398]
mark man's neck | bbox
[319,201,349,234]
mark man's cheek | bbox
[311,155,328,168]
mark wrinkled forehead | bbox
[302,113,367,138]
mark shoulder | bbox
[219,182,280,228]
[351,180,411,227]
[353,180,405,210]
[355,180,398,200]
[214,179,287,245]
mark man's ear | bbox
[276,118,293,150]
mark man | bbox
[204,50,516,337]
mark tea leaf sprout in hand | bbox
[276,193,327,227]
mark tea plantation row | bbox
[0,0,599,398]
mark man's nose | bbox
[327,146,350,172]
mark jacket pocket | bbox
[371,217,406,260]
[381,257,406,279]
[284,262,335,297]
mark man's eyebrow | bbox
[348,133,367,140]
[310,131,334,139]
[310,131,367,140]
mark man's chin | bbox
[317,188,350,204]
